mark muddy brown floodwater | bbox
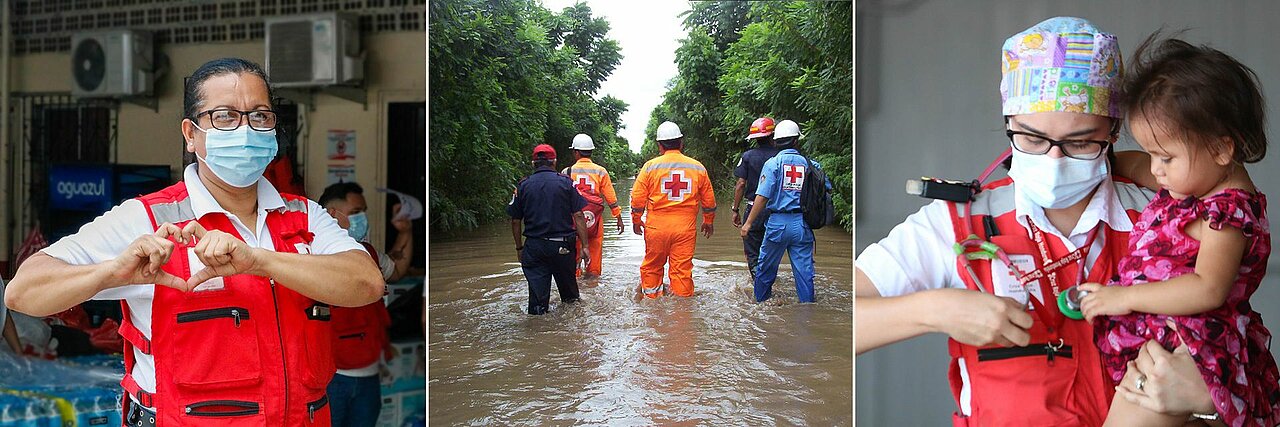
[429,177,852,426]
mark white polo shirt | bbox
[41,164,366,402]
[855,177,1150,415]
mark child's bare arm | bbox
[1081,221,1245,319]
[1114,150,1160,191]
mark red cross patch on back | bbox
[783,164,805,191]
[574,175,596,191]
[662,171,692,201]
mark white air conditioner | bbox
[70,30,153,98]
[266,12,364,87]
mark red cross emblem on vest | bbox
[575,175,595,191]
[662,171,692,201]
[783,164,805,191]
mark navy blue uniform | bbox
[507,167,587,314]
[734,144,781,274]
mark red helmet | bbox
[746,117,776,140]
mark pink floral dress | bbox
[1095,189,1280,427]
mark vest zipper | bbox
[176,307,250,327]
[339,332,366,340]
[977,342,1073,362]
[270,278,290,423]
[307,395,329,422]
[184,400,260,417]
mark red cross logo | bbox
[575,175,595,191]
[662,171,691,201]
[783,165,805,191]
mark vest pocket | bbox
[173,306,263,389]
[334,312,380,369]
[306,395,330,425]
[967,345,1085,426]
[178,398,268,426]
[299,304,337,391]
[184,400,259,417]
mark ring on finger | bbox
[1134,374,1147,392]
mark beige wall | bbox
[8,31,424,250]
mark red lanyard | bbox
[1023,221,1100,296]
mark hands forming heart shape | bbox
[110,222,261,292]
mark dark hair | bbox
[1125,32,1267,163]
[183,58,274,120]
[773,136,798,148]
[533,158,556,168]
[749,135,773,147]
[658,137,683,150]
[576,149,592,158]
[318,182,364,208]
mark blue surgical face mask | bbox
[347,212,369,242]
[195,125,279,188]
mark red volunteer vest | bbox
[329,243,391,370]
[945,177,1147,427]
[117,182,335,426]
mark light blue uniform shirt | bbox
[756,148,825,213]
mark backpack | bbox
[565,169,605,237]
[798,156,835,229]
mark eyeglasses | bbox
[1006,130,1111,160]
[192,108,278,131]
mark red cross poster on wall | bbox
[327,129,357,185]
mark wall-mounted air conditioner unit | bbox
[266,12,364,87]
[70,30,154,98]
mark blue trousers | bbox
[521,237,580,315]
[741,203,771,275]
[327,373,381,427]
[753,213,815,303]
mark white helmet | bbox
[774,120,802,139]
[656,121,683,141]
[571,133,595,150]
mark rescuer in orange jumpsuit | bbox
[563,133,624,279]
[631,121,716,298]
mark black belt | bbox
[127,403,157,427]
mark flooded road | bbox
[428,178,852,426]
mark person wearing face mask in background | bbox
[854,18,1224,425]
[4,58,383,427]
[317,182,414,427]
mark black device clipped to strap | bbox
[905,177,980,203]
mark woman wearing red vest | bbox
[854,18,1224,426]
[4,58,384,427]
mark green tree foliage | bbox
[429,0,639,236]
[645,1,852,230]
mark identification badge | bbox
[991,254,1041,307]
[188,247,225,292]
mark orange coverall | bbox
[564,158,621,276]
[630,149,716,297]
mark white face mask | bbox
[1007,148,1109,209]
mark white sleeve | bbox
[306,199,367,256]
[855,200,964,297]
[39,200,155,300]
[378,251,395,281]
